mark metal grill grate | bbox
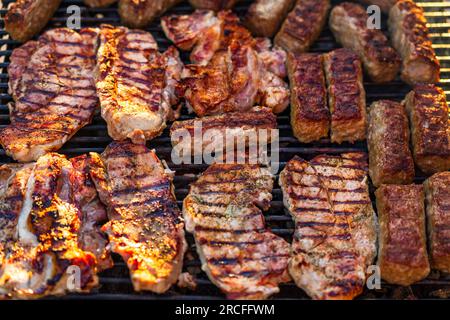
[0,0,450,300]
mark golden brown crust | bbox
[404,84,450,174]
[323,48,367,144]
[424,172,450,273]
[275,0,330,54]
[388,0,440,85]
[376,184,430,286]
[119,0,181,28]
[5,0,62,42]
[367,100,414,187]
[84,0,117,7]
[287,53,329,143]
[244,0,295,37]
[329,2,400,83]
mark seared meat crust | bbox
[84,0,117,7]
[357,0,398,13]
[189,0,240,10]
[119,0,181,28]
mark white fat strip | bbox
[17,168,37,246]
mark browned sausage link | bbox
[376,184,430,286]
[323,49,367,144]
[329,2,400,83]
[404,84,450,174]
[357,0,398,13]
[367,100,414,187]
[286,53,329,143]
[275,0,330,54]
[388,0,440,85]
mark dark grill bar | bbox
[0,0,450,299]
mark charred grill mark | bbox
[111,181,171,197]
[195,226,265,234]
[216,267,288,279]
[208,254,290,266]
[198,239,265,247]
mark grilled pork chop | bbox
[0,28,99,162]
[96,25,183,144]
[162,10,289,116]
[279,153,377,300]
[90,141,187,293]
[0,153,99,299]
[4,0,61,42]
[183,163,290,299]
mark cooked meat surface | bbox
[84,0,117,7]
[90,141,187,293]
[424,172,450,273]
[119,0,181,28]
[4,0,61,42]
[163,10,289,116]
[404,84,450,174]
[329,2,400,83]
[287,53,329,143]
[376,184,430,286]
[96,25,182,144]
[71,154,113,272]
[0,28,99,163]
[279,153,377,300]
[244,0,295,37]
[367,100,414,187]
[170,106,277,158]
[275,0,330,54]
[189,0,240,10]
[388,0,440,85]
[0,153,99,299]
[183,163,290,299]
[357,0,398,13]
[323,49,367,144]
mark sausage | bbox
[119,0,181,28]
[367,100,414,187]
[357,0,398,13]
[189,0,239,10]
[244,0,295,38]
[329,2,400,83]
[424,172,450,274]
[376,184,430,286]
[274,0,330,54]
[4,0,62,42]
[404,84,450,174]
[286,53,329,143]
[323,48,367,144]
[84,0,117,7]
[388,0,440,85]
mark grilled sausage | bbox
[244,0,295,37]
[357,0,398,13]
[404,84,450,174]
[84,0,117,7]
[286,53,329,143]
[424,172,450,273]
[4,0,61,42]
[119,0,181,28]
[367,100,414,187]
[388,0,440,85]
[329,2,400,83]
[376,184,430,286]
[324,48,367,144]
[189,0,239,10]
[275,0,330,54]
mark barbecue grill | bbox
[0,0,450,300]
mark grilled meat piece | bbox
[388,0,440,85]
[84,0,117,7]
[95,25,182,144]
[4,0,61,42]
[0,28,99,162]
[275,0,330,54]
[323,49,367,144]
[357,0,398,13]
[279,153,377,300]
[244,0,295,37]
[183,163,290,299]
[287,53,329,143]
[71,154,113,272]
[189,0,240,10]
[424,172,450,273]
[119,0,181,28]
[367,100,414,187]
[329,2,400,83]
[90,141,187,293]
[170,106,277,158]
[375,184,430,286]
[0,154,99,299]
[404,84,450,174]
